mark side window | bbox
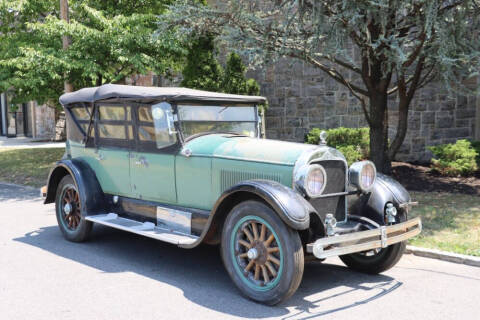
[136,102,177,151]
[69,104,95,140]
[96,104,133,148]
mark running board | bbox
[85,213,198,246]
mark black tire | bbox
[221,200,304,305]
[339,241,406,274]
[55,175,92,242]
[340,209,407,274]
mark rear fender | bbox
[44,159,106,216]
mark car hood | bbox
[184,134,316,165]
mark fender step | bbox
[85,213,198,245]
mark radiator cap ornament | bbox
[319,130,328,146]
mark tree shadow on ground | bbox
[15,224,402,319]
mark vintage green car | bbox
[44,84,421,305]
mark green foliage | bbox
[428,140,478,177]
[306,127,369,165]
[181,38,262,98]
[471,140,480,167]
[0,0,184,107]
[222,53,260,96]
[181,35,223,91]
[160,0,480,172]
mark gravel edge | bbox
[405,245,480,267]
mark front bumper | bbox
[306,217,422,259]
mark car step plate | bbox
[85,213,198,245]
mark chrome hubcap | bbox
[64,203,72,215]
[247,248,259,260]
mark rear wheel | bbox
[55,175,92,242]
[221,200,304,305]
[339,242,406,274]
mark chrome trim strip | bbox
[157,206,192,235]
[306,217,422,259]
[310,190,357,199]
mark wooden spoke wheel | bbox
[61,186,81,231]
[55,175,92,242]
[233,217,283,289]
[222,200,304,305]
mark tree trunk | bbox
[55,0,71,141]
[369,91,391,174]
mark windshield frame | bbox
[175,102,260,142]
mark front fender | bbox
[216,180,316,230]
[348,173,411,225]
[180,179,317,249]
[44,159,106,216]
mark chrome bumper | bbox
[306,217,422,259]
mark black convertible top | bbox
[59,84,266,105]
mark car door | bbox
[89,104,133,197]
[129,102,178,204]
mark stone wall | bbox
[33,102,56,139]
[247,59,479,163]
[124,64,479,163]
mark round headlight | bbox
[349,161,377,191]
[305,165,327,197]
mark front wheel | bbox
[221,200,304,305]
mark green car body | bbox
[44,84,421,305]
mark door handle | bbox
[135,156,148,167]
[96,153,105,161]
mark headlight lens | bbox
[305,165,327,197]
[360,163,376,189]
[349,161,377,191]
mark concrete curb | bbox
[405,245,480,267]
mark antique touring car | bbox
[44,84,421,305]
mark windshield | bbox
[178,105,258,139]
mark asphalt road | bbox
[1,182,479,320]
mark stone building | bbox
[130,67,480,163]
[0,93,56,139]
[2,63,478,162]
[246,61,480,162]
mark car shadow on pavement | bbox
[15,225,402,319]
[0,183,41,202]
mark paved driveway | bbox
[0,183,479,320]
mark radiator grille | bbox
[309,160,347,221]
[220,170,282,192]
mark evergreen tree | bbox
[222,53,259,96]
[180,35,223,92]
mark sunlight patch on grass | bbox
[408,192,480,256]
[0,148,65,188]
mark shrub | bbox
[428,139,478,176]
[306,127,369,165]
[471,140,480,168]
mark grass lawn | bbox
[409,191,480,257]
[0,148,65,188]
